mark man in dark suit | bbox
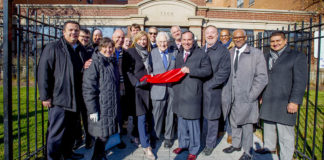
[148,27,158,49]
[172,31,212,160]
[38,21,85,160]
[202,25,231,156]
[256,31,307,160]
[150,32,177,148]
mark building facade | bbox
[4,0,316,44]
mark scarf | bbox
[135,44,152,74]
[269,45,287,70]
[223,39,232,48]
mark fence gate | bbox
[249,16,324,160]
[2,3,63,160]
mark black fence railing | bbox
[1,5,63,159]
[248,16,324,160]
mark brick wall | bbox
[13,0,127,4]
[20,7,138,17]
[205,10,311,22]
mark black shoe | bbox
[164,139,173,148]
[65,152,84,159]
[72,139,84,150]
[91,153,108,160]
[223,146,241,153]
[117,141,126,149]
[239,152,252,160]
[85,138,93,149]
[120,128,127,135]
[202,147,214,156]
[255,148,276,154]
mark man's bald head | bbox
[170,25,181,41]
[112,29,125,49]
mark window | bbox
[249,0,255,6]
[237,0,244,8]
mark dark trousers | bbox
[178,116,200,155]
[75,105,91,142]
[47,106,77,160]
[203,118,219,148]
[138,113,156,148]
[92,136,109,159]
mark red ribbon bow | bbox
[140,68,186,84]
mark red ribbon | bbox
[140,68,186,84]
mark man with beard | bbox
[202,25,231,156]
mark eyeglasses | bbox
[220,35,230,38]
[80,35,90,39]
[149,32,157,35]
[233,36,246,40]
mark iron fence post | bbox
[3,0,13,159]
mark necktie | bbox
[162,51,168,69]
[184,52,189,62]
[234,50,239,73]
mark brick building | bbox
[1,0,316,44]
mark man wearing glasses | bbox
[220,29,235,50]
[222,29,268,160]
[148,27,158,49]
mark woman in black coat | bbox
[124,31,156,160]
[83,38,119,160]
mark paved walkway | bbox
[76,133,279,160]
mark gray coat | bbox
[222,45,268,125]
[172,44,212,120]
[260,47,307,126]
[150,47,177,100]
[82,52,119,138]
[203,41,231,120]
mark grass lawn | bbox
[0,86,48,159]
[256,90,324,160]
[294,90,324,160]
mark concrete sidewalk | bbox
[75,133,279,160]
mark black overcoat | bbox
[203,42,231,120]
[38,38,86,112]
[260,47,307,126]
[123,48,151,116]
[82,52,119,138]
[172,44,212,120]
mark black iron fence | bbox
[248,16,324,160]
[1,4,323,160]
[1,5,62,159]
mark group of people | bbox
[38,21,307,160]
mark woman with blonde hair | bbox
[123,31,156,160]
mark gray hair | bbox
[156,32,170,42]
